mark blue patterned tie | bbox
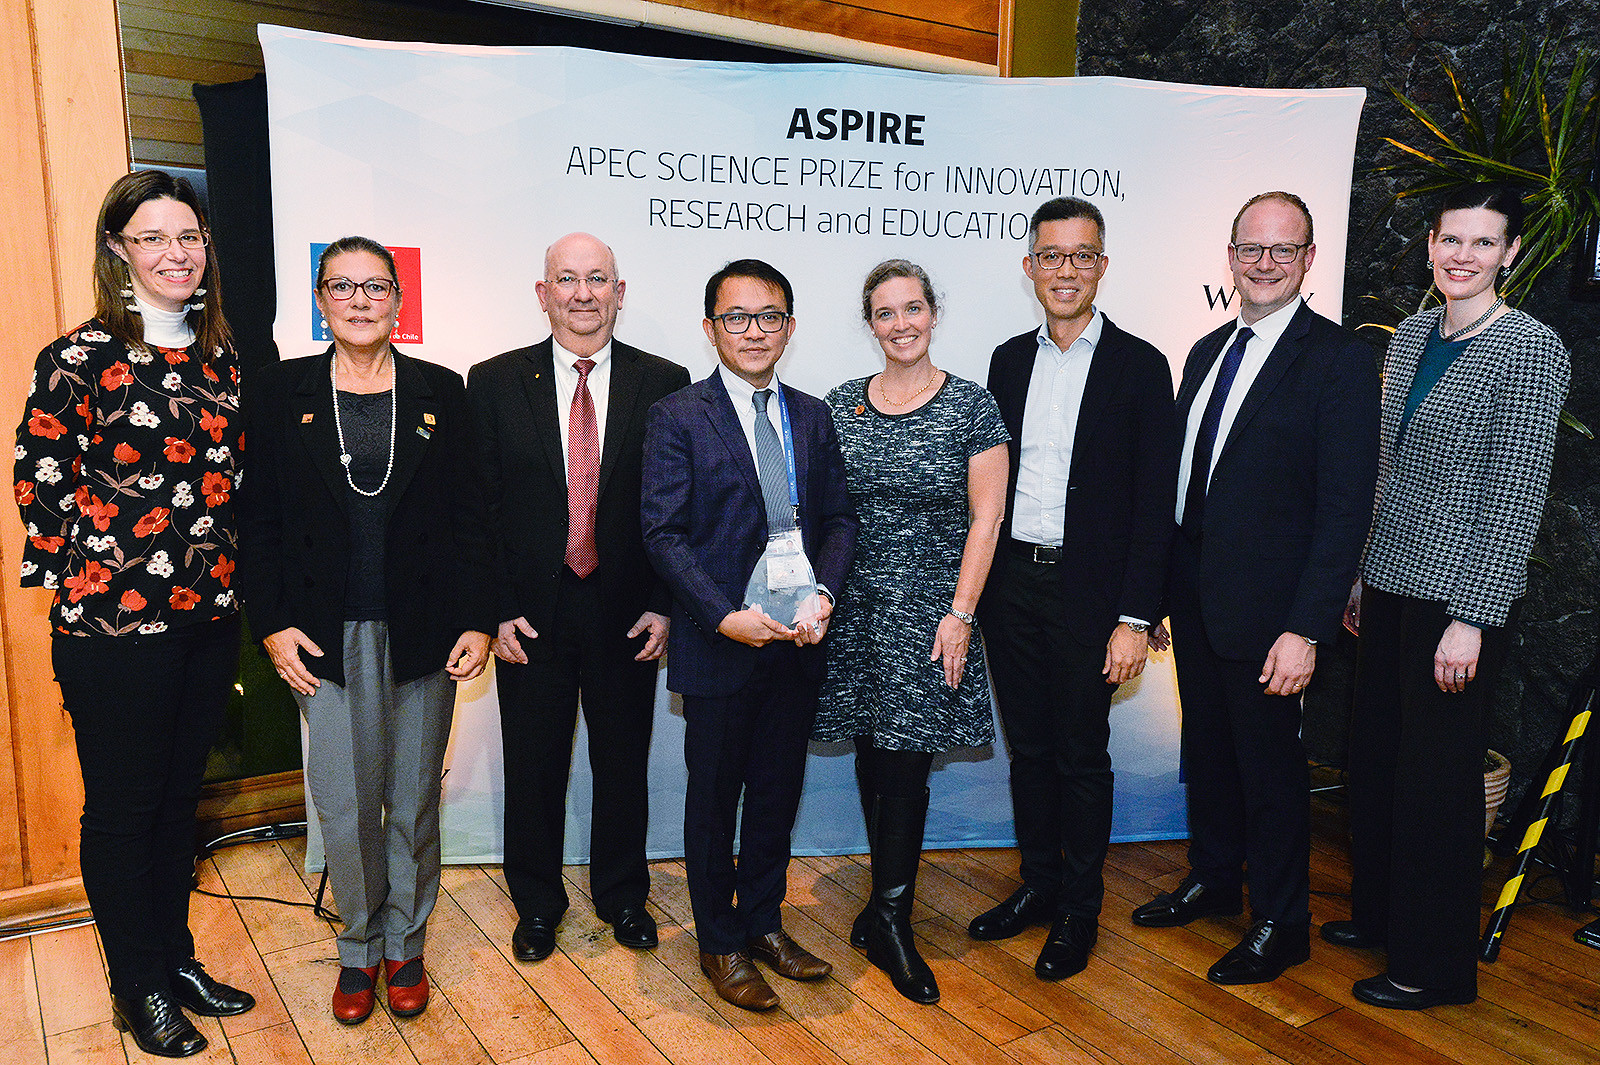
[752,389,796,532]
[1182,327,1252,535]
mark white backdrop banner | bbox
[260,25,1365,865]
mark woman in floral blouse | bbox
[13,170,254,1058]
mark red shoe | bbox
[332,965,379,1024]
[383,957,429,1017]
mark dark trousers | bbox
[1347,585,1510,990]
[682,643,817,955]
[1170,536,1310,925]
[498,569,657,922]
[52,615,240,998]
[985,555,1117,919]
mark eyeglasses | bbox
[321,277,396,301]
[1031,249,1104,271]
[1230,242,1310,264]
[710,311,790,334]
[548,273,615,292]
[119,230,207,252]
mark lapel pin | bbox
[423,412,436,425]
[301,413,314,423]
[417,426,433,439]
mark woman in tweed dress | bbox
[1331,184,1569,1009]
[817,260,1009,1003]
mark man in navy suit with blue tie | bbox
[1131,192,1379,985]
[642,259,855,1011]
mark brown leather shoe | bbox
[383,957,429,1017]
[699,951,779,1010]
[747,930,833,981]
[332,965,380,1024]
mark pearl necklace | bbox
[330,353,397,498]
[877,367,939,407]
[1440,296,1504,342]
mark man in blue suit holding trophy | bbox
[642,258,856,1012]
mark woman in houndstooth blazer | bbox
[1332,184,1569,1010]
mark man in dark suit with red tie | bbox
[966,197,1180,981]
[642,259,855,1011]
[468,233,689,964]
[1131,192,1379,985]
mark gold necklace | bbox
[877,367,938,406]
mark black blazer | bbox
[237,349,496,685]
[642,373,856,698]
[1174,302,1380,658]
[466,338,690,652]
[981,318,1180,645]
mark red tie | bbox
[565,358,599,577]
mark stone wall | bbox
[1078,0,1600,814]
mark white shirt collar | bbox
[553,336,612,372]
[1236,297,1302,349]
[1035,307,1104,357]
[717,363,780,411]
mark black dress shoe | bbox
[611,906,659,949]
[1035,916,1098,981]
[1207,919,1310,984]
[1130,878,1243,928]
[1321,920,1385,949]
[112,991,207,1057]
[512,916,558,961]
[168,959,255,1017]
[1352,974,1476,1010]
[968,886,1055,941]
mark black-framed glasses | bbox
[1231,242,1310,264]
[321,277,397,301]
[548,273,615,292]
[1031,248,1103,271]
[710,311,790,334]
[119,230,207,252]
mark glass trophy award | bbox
[743,528,824,634]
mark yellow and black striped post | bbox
[1481,686,1595,962]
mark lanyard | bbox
[773,384,800,524]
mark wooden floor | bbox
[6,795,1599,1065]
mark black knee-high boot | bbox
[866,788,938,1003]
[850,750,874,948]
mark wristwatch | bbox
[1123,621,1150,633]
[949,608,976,625]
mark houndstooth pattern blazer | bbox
[1361,307,1569,627]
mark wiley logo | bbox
[311,243,424,345]
[1203,285,1312,311]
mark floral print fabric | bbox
[14,319,243,636]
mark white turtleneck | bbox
[135,296,196,348]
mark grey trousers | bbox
[299,620,455,968]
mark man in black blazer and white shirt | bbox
[1130,192,1379,985]
[968,197,1180,981]
[468,233,689,964]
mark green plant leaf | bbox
[1376,31,1600,306]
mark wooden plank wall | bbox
[119,0,1003,168]
[1,0,131,906]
